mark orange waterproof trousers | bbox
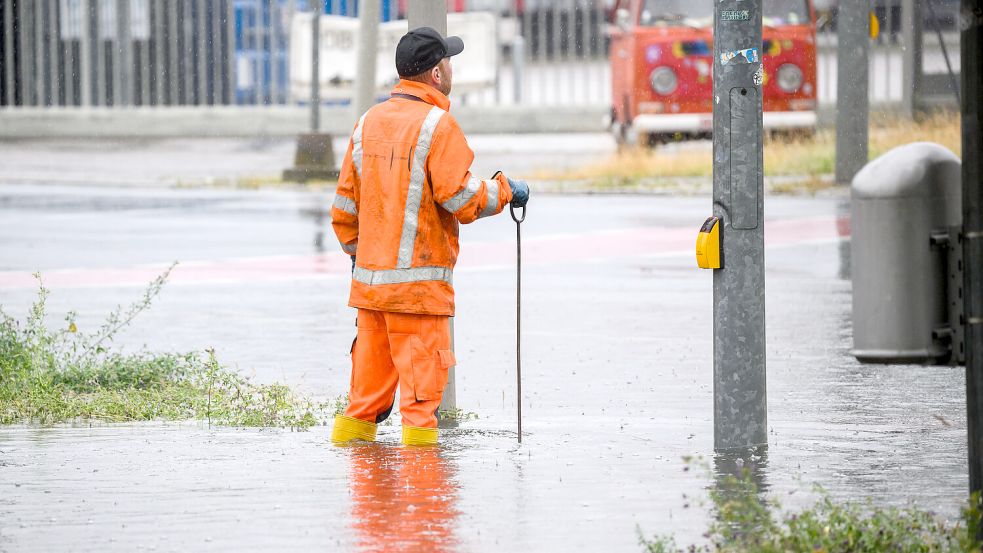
[344,309,456,429]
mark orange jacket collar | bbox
[390,80,451,111]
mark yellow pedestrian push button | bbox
[696,216,722,269]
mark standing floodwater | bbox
[0,185,967,551]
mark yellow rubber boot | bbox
[331,415,377,444]
[402,425,438,446]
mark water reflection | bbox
[714,445,769,489]
[300,204,328,252]
[346,444,459,553]
[711,446,771,540]
[837,199,851,280]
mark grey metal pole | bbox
[552,0,560,104]
[565,0,574,106]
[169,0,180,104]
[493,5,502,105]
[835,0,870,184]
[578,0,589,105]
[354,0,380,119]
[113,0,124,106]
[64,1,76,106]
[408,0,447,34]
[80,0,93,107]
[407,0,456,421]
[712,0,767,450]
[269,0,280,105]
[114,0,126,105]
[154,0,164,105]
[512,35,525,105]
[522,3,532,102]
[182,0,193,104]
[35,0,46,105]
[283,0,297,103]
[901,0,922,117]
[594,0,604,105]
[310,1,320,132]
[48,0,61,105]
[961,0,983,525]
[226,0,235,105]
[140,3,151,106]
[211,0,222,105]
[537,4,545,104]
[3,0,14,106]
[196,0,206,105]
[121,0,133,106]
[17,0,27,105]
[253,0,267,105]
[883,0,891,96]
[96,0,106,105]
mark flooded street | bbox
[0,183,968,551]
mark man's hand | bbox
[508,178,530,208]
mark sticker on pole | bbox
[721,10,751,21]
[719,47,759,66]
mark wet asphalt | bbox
[0,179,968,552]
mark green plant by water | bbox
[640,459,983,552]
[0,266,332,429]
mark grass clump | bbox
[641,462,982,553]
[438,407,479,424]
[0,266,330,429]
[537,111,961,186]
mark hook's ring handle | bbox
[510,203,526,224]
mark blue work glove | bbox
[508,178,529,208]
[351,255,356,275]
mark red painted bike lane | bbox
[0,216,849,290]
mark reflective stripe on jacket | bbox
[332,80,513,316]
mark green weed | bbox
[0,268,333,430]
[438,407,479,424]
[640,460,983,552]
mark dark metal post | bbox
[902,0,923,117]
[2,0,12,106]
[835,0,870,184]
[282,2,337,183]
[962,0,983,521]
[712,0,767,450]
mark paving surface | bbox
[0,177,969,552]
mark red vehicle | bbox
[610,0,818,145]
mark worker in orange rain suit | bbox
[330,27,530,447]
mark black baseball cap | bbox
[395,27,465,78]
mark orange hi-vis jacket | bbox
[332,80,513,316]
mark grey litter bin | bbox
[850,142,962,364]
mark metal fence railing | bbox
[464,1,611,108]
[0,0,962,114]
[1,0,239,107]
[0,0,612,109]
[815,0,961,108]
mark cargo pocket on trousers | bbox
[410,338,456,401]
